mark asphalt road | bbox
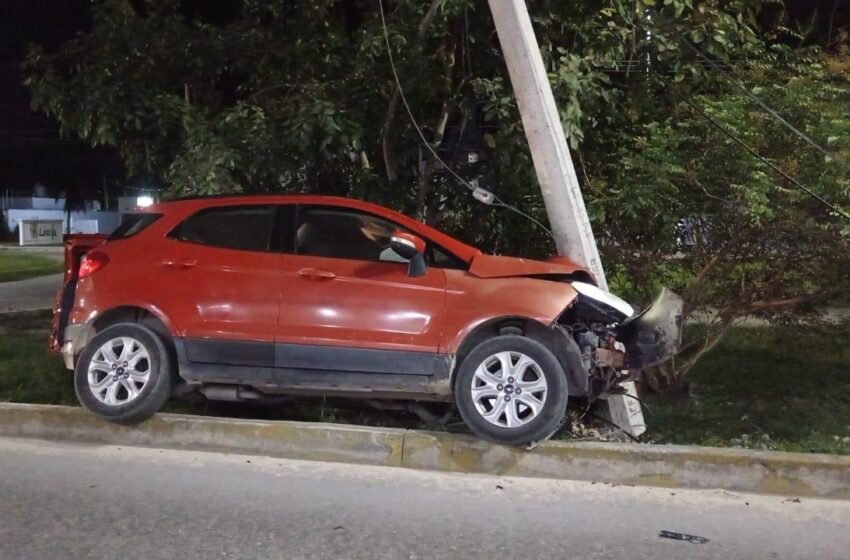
[1,437,848,560]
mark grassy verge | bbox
[2,311,848,454]
[644,324,850,455]
[0,251,62,283]
[0,311,77,405]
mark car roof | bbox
[149,194,482,262]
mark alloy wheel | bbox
[470,351,548,428]
[87,336,151,406]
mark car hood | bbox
[468,253,592,280]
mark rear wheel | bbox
[74,323,174,425]
[455,335,568,445]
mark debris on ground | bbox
[658,530,710,544]
[558,408,639,443]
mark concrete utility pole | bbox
[487,0,608,291]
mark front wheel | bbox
[454,335,568,445]
[74,322,174,425]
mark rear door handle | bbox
[297,268,336,280]
[161,259,198,269]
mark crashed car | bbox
[51,195,681,445]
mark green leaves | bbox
[22,0,850,317]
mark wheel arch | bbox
[74,305,178,359]
[451,316,588,397]
[91,305,176,337]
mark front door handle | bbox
[161,259,198,269]
[297,268,336,280]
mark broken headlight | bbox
[570,281,635,324]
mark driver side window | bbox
[295,206,408,263]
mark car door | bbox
[156,204,283,368]
[276,204,447,376]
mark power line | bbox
[671,88,850,223]
[625,20,850,222]
[676,33,849,168]
[375,0,553,239]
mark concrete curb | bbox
[2,403,849,499]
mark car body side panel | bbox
[276,253,447,353]
[440,270,579,353]
[68,204,282,342]
[68,242,187,336]
[150,238,281,343]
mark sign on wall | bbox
[19,219,63,246]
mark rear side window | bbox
[108,213,162,240]
[170,205,276,252]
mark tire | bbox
[455,335,568,445]
[74,322,174,425]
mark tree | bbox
[25,0,850,389]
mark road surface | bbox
[0,273,61,312]
[1,437,848,560]
[0,246,63,312]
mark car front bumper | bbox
[619,288,684,368]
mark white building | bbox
[2,193,157,242]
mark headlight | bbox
[571,281,635,321]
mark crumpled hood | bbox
[468,253,592,279]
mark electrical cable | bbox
[376,0,555,239]
[676,33,849,167]
[493,201,554,237]
[622,391,651,414]
[625,20,850,221]
[670,87,850,222]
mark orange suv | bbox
[52,195,681,445]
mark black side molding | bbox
[184,338,275,368]
[178,338,452,378]
[275,343,444,376]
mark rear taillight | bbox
[79,252,110,279]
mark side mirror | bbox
[390,231,427,277]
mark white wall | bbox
[5,209,121,235]
[31,197,65,211]
[3,197,102,212]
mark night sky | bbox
[1,0,846,198]
[0,0,119,198]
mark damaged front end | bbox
[618,288,685,369]
[557,283,683,399]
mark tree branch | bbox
[828,0,842,48]
[248,83,299,101]
[672,317,736,381]
[741,288,844,313]
[381,0,445,182]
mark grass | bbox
[1,311,848,454]
[644,324,850,455]
[0,310,77,405]
[0,251,62,283]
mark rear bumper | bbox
[60,323,87,371]
[61,341,75,370]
